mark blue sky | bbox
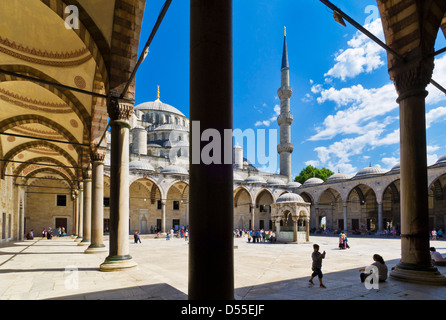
[135,1,446,179]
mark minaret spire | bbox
[277,27,294,182]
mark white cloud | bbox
[255,104,281,127]
[310,83,398,141]
[426,106,446,129]
[324,19,385,81]
[381,157,399,170]
[305,160,319,167]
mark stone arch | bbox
[0,66,91,133]
[233,186,253,207]
[428,173,446,230]
[39,0,110,88]
[0,114,83,154]
[382,179,401,229]
[23,167,74,188]
[13,156,76,182]
[298,191,314,205]
[318,187,343,231]
[347,184,378,231]
[233,186,253,230]
[1,140,79,179]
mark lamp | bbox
[333,10,346,27]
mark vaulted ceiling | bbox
[0,0,146,189]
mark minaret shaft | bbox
[277,30,293,182]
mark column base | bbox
[390,263,446,286]
[99,255,137,271]
[74,237,82,242]
[78,240,91,246]
[84,244,107,254]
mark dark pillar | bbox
[389,53,446,284]
[189,0,234,299]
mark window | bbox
[173,201,180,210]
[157,200,162,210]
[56,195,67,207]
[104,197,110,207]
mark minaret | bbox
[277,27,294,182]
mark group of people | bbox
[309,243,388,288]
[246,229,276,243]
[431,228,444,240]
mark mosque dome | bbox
[135,99,185,117]
[153,124,189,132]
[287,181,302,188]
[355,166,386,177]
[160,165,188,175]
[326,172,351,182]
[436,155,446,164]
[303,177,324,185]
[391,163,400,171]
[267,178,286,186]
[129,160,155,172]
[276,193,305,203]
[244,175,267,184]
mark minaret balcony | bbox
[277,112,293,126]
[277,142,294,154]
[277,86,293,99]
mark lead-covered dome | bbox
[245,175,267,184]
[276,193,305,203]
[303,177,324,185]
[135,99,185,117]
[436,155,446,164]
[355,166,386,177]
[160,165,188,175]
[129,160,155,172]
[267,178,286,186]
[326,172,351,182]
[287,181,302,188]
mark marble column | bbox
[85,151,107,254]
[71,190,79,239]
[161,200,166,234]
[100,98,136,271]
[343,202,348,231]
[251,204,255,230]
[79,170,91,246]
[189,0,234,300]
[377,202,383,232]
[305,217,310,242]
[389,55,446,284]
[75,184,83,241]
[293,219,298,242]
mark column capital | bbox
[82,168,92,180]
[389,55,434,102]
[90,150,106,164]
[107,97,134,122]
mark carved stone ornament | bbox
[107,98,134,122]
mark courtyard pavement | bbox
[1,234,446,300]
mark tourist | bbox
[344,232,350,249]
[359,254,388,283]
[47,228,52,240]
[134,231,141,244]
[42,228,46,238]
[430,247,446,262]
[432,229,437,240]
[26,229,34,240]
[185,230,189,241]
[437,229,443,239]
[269,231,276,243]
[309,244,326,288]
[339,232,344,249]
[247,231,251,243]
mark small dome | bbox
[131,125,145,131]
[267,178,286,186]
[303,177,324,185]
[160,165,188,175]
[355,166,386,177]
[233,172,243,181]
[436,155,446,164]
[326,172,351,182]
[147,143,162,148]
[129,160,155,172]
[287,181,301,188]
[391,163,400,171]
[245,175,267,184]
[276,193,305,203]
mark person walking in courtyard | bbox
[309,244,326,288]
[134,231,141,244]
